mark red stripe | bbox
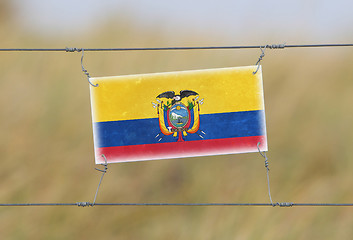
[95,136,267,163]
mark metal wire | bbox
[80,49,98,87]
[0,43,353,52]
[0,203,78,206]
[253,46,267,75]
[1,42,353,208]
[1,202,353,207]
[257,142,273,205]
[92,154,108,205]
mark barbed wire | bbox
[0,43,352,52]
[0,202,353,207]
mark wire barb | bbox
[65,47,82,53]
[266,43,286,49]
[276,202,294,207]
[76,202,93,207]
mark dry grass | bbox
[1,12,353,240]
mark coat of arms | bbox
[152,90,205,142]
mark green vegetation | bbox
[188,101,195,110]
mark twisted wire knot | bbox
[65,47,82,52]
[266,44,286,49]
[274,202,294,207]
[264,159,269,169]
[65,47,98,86]
[76,202,93,207]
[253,43,286,74]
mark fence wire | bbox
[0,43,353,52]
[1,202,353,207]
[1,42,353,207]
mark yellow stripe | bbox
[90,66,264,122]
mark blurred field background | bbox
[1,0,353,239]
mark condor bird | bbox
[156,90,198,105]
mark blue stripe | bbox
[94,110,266,148]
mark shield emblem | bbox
[154,90,204,142]
[169,103,189,128]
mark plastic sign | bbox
[90,66,267,164]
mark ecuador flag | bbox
[90,66,267,164]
